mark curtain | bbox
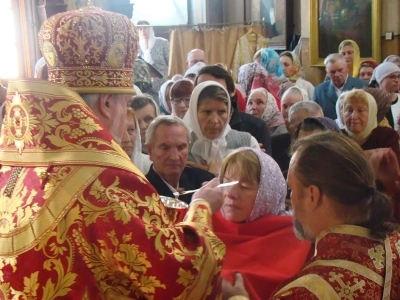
[168,24,264,77]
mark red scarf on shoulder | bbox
[213,212,312,300]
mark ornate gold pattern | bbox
[382,237,393,300]
[0,80,224,298]
[303,259,383,286]
[5,91,38,154]
[273,274,340,299]
[38,6,138,94]
[315,224,383,245]
[3,167,23,197]
[328,272,365,300]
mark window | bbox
[131,0,188,25]
[0,0,19,79]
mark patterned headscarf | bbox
[362,87,392,123]
[259,48,285,78]
[280,51,305,81]
[240,147,287,221]
[246,88,284,129]
[238,62,281,107]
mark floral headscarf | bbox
[259,48,285,78]
[238,62,281,107]
[280,51,305,82]
[228,147,287,222]
[246,88,284,129]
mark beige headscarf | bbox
[342,89,377,140]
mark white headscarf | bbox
[335,91,348,129]
[342,90,377,140]
[281,86,309,101]
[183,81,231,164]
[131,119,151,174]
[158,80,174,114]
[139,27,156,65]
[371,62,400,84]
[184,62,207,78]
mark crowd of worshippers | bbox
[121,27,400,217]
[2,8,400,299]
[117,25,400,298]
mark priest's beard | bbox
[293,218,314,243]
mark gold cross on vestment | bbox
[368,245,385,270]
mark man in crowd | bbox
[195,65,272,154]
[146,116,214,204]
[0,7,225,299]
[287,101,324,139]
[223,132,400,299]
[186,48,207,68]
[313,53,367,119]
[271,101,323,174]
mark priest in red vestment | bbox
[223,133,400,300]
[0,5,225,299]
[213,147,311,300]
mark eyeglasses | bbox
[172,97,190,105]
[387,74,400,80]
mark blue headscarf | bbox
[260,48,284,78]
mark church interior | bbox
[0,0,399,85]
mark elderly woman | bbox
[280,86,309,125]
[137,20,169,100]
[294,117,341,139]
[369,62,400,129]
[238,62,281,107]
[183,81,259,175]
[338,39,361,77]
[279,51,314,99]
[120,108,151,174]
[259,48,294,98]
[358,60,378,82]
[130,94,160,154]
[170,79,194,119]
[213,148,311,300]
[342,89,400,161]
[158,80,174,115]
[246,88,286,136]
